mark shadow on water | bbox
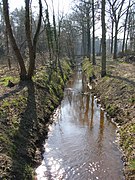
[36,69,124,180]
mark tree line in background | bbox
[0,0,135,80]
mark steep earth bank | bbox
[0,59,72,179]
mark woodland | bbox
[0,0,135,179]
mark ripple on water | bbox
[36,71,124,180]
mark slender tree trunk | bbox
[33,0,42,56]
[3,0,27,80]
[101,0,106,77]
[89,30,91,58]
[99,38,102,55]
[108,0,126,58]
[25,0,42,79]
[122,2,130,53]
[5,28,11,70]
[44,9,53,62]
[53,11,58,68]
[125,29,129,51]
[122,25,127,53]
[86,8,91,60]
[51,5,65,83]
[82,24,86,57]
[92,0,96,65]
[111,20,114,54]
[113,22,118,59]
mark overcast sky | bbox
[8,0,73,15]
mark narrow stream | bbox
[36,69,124,180]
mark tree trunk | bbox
[44,8,53,62]
[52,9,64,82]
[101,0,106,77]
[99,38,102,56]
[122,25,127,53]
[25,0,35,80]
[3,0,27,80]
[92,0,96,65]
[82,24,86,57]
[113,22,118,59]
[86,8,91,60]
[122,2,130,53]
[5,28,11,70]
[125,29,129,51]
[108,0,126,58]
[25,0,42,79]
[111,20,114,54]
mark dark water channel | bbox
[36,69,124,180]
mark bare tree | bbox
[2,0,42,80]
[92,0,96,65]
[128,3,135,51]
[122,0,131,53]
[3,0,27,79]
[101,0,106,77]
[107,0,126,59]
[25,0,42,79]
[73,0,92,58]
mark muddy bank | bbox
[0,60,72,179]
[82,58,135,180]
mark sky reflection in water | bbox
[36,71,124,180]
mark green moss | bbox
[60,58,72,76]
[82,57,93,77]
[33,67,48,87]
[106,104,118,116]
[0,133,10,145]
[123,137,131,149]
[0,110,7,118]
[0,95,27,111]
[105,95,109,101]
[0,76,19,86]
[129,160,135,170]
[24,165,33,180]
[128,97,135,103]
[1,100,10,108]
[103,76,110,81]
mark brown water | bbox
[36,70,124,180]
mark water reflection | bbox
[96,109,105,152]
[83,93,90,125]
[90,95,94,130]
[36,70,124,180]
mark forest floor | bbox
[0,61,72,179]
[91,58,135,180]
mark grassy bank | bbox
[82,57,135,180]
[0,59,72,179]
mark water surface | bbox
[36,70,124,180]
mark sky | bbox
[8,0,102,37]
[7,0,125,39]
[8,0,73,15]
